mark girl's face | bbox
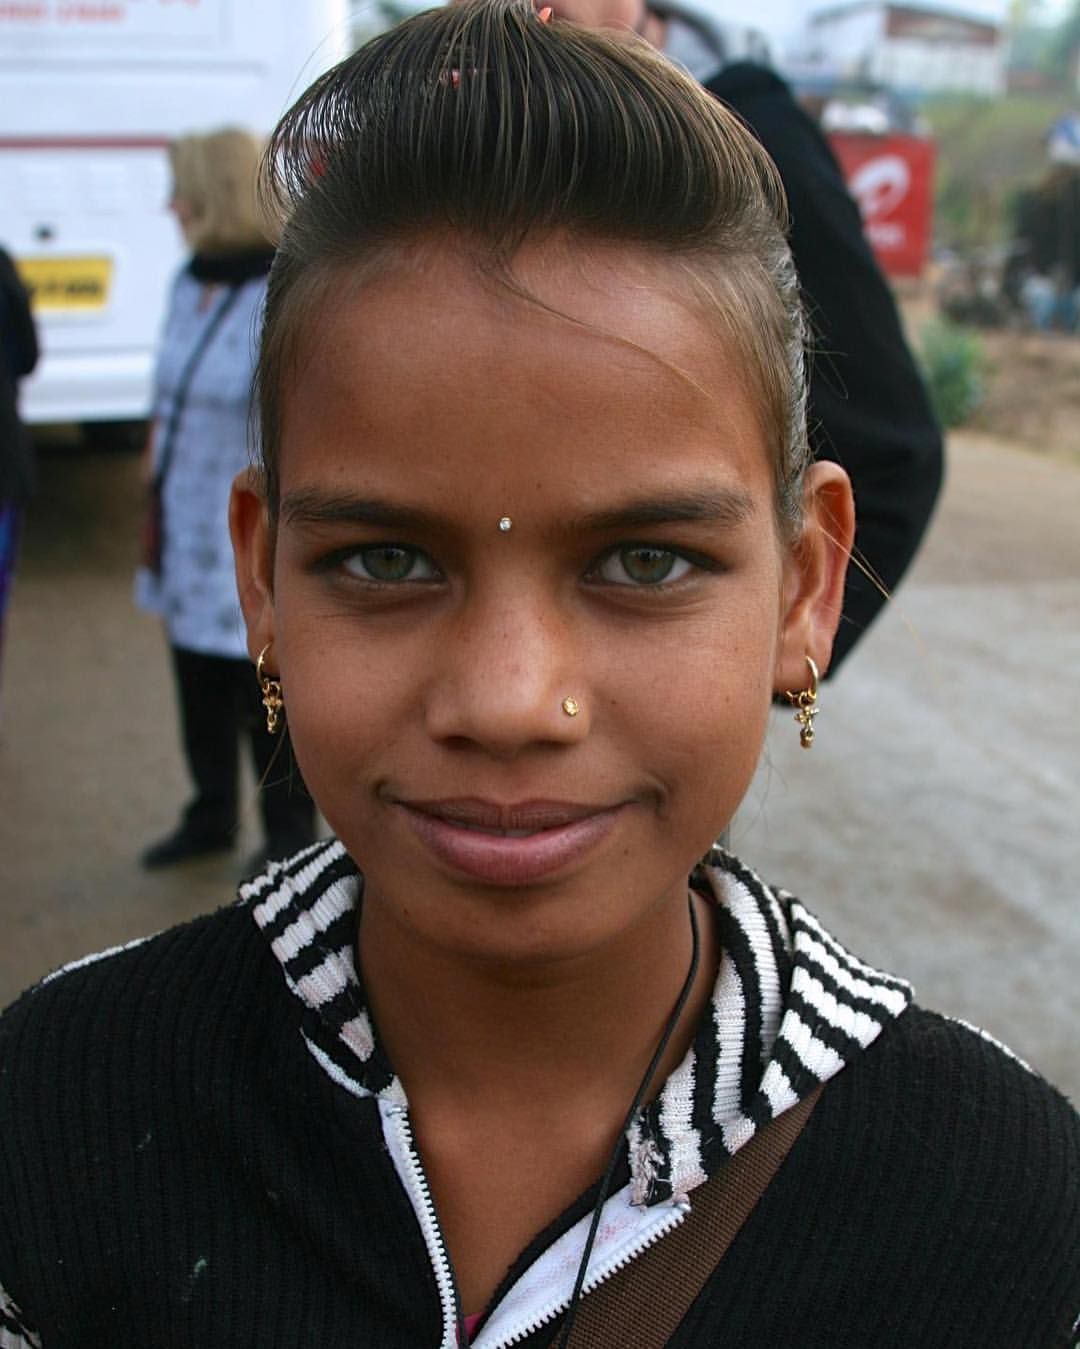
[233,238,851,965]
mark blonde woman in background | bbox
[136,128,314,870]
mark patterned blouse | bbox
[134,265,265,659]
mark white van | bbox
[0,0,350,428]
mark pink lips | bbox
[396,797,627,886]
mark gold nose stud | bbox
[561,696,580,718]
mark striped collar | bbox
[243,840,912,1206]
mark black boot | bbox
[140,820,234,869]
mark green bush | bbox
[919,318,986,427]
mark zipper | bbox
[382,1102,462,1349]
[477,1192,690,1348]
[381,1097,689,1349]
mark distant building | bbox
[790,3,1005,98]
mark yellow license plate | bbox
[17,255,113,312]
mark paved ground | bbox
[2,430,1078,1102]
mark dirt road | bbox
[2,431,1078,1101]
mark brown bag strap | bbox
[566,1085,823,1349]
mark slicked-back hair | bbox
[257,0,810,533]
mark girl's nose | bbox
[424,595,589,757]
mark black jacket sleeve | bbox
[0,247,39,505]
[704,65,944,671]
[0,248,38,382]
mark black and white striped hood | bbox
[244,840,912,1207]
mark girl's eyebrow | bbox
[280,490,441,532]
[575,489,756,533]
[279,486,756,533]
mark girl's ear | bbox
[774,461,856,695]
[229,468,276,663]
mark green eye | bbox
[595,546,692,586]
[622,547,677,583]
[344,545,435,582]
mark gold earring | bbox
[784,656,819,749]
[256,644,284,734]
[561,696,580,718]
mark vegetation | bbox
[922,1,1080,250]
[924,92,1074,250]
[919,319,986,427]
[1008,0,1080,82]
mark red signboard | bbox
[828,133,935,278]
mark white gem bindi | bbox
[498,516,513,533]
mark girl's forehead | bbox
[277,236,776,515]
[335,231,701,327]
[290,238,757,418]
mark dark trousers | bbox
[170,645,315,850]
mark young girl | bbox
[1,3,1077,1346]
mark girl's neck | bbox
[357,887,719,1121]
[358,886,720,1321]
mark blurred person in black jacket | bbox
[536,0,944,669]
[0,246,39,711]
[1013,115,1080,332]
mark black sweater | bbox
[1,863,1077,1348]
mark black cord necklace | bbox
[553,894,702,1349]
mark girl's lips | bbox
[396,801,627,886]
